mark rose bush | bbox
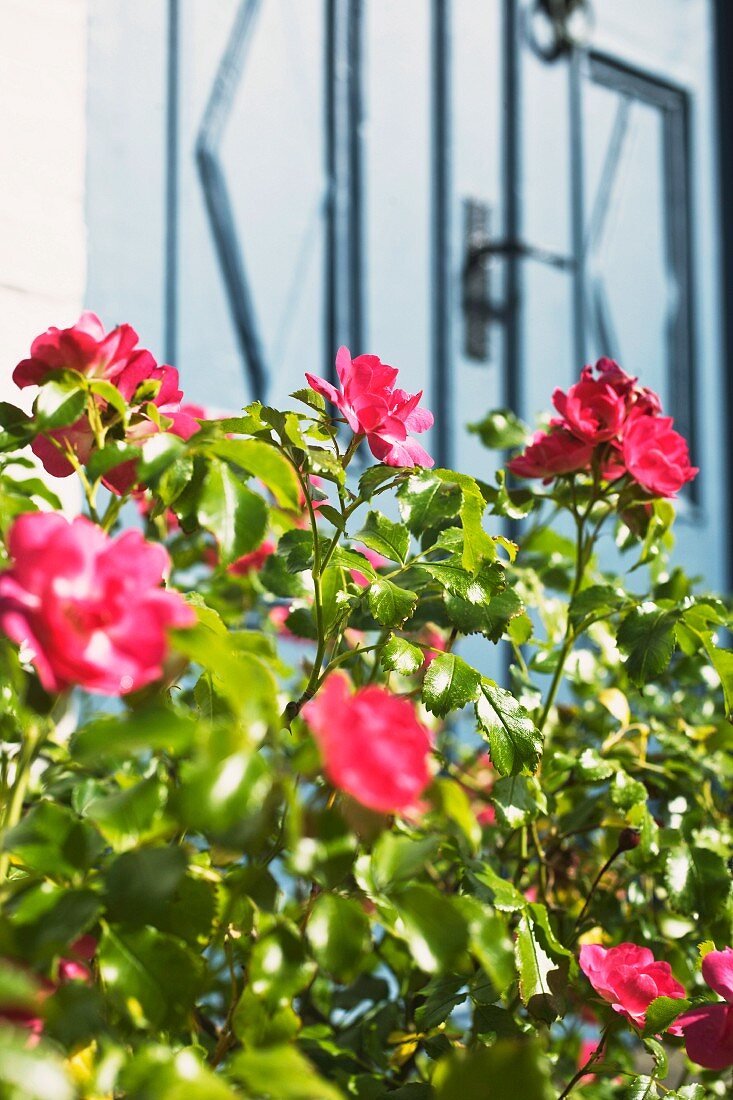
[0,321,730,1099]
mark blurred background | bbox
[1,0,731,589]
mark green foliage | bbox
[0,378,730,1100]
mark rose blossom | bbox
[13,311,140,389]
[552,366,627,443]
[508,429,594,481]
[621,410,698,498]
[579,943,685,1029]
[228,540,276,575]
[677,947,733,1071]
[303,672,432,813]
[0,512,194,695]
[306,346,434,468]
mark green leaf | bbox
[306,894,371,982]
[391,885,468,973]
[197,457,268,564]
[419,560,504,602]
[367,834,440,892]
[358,464,403,500]
[83,774,166,846]
[702,636,733,717]
[665,845,732,920]
[484,470,535,520]
[137,432,187,483]
[642,995,691,1037]
[433,1041,553,1100]
[209,438,300,509]
[232,988,300,1048]
[85,439,140,482]
[475,681,543,776]
[445,587,524,641]
[492,775,546,828]
[354,510,410,563]
[610,770,647,809]
[2,802,103,880]
[514,913,568,1022]
[0,1032,74,1100]
[33,379,86,430]
[414,975,466,1029]
[290,385,326,411]
[249,922,316,1008]
[569,584,628,630]
[429,778,482,853]
[87,377,129,418]
[397,470,461,533]
[616,604,680,685]
[367,578,418,627]
[105,847,188,926]
[434,470,496,573]
[10,885,102,965]
[627,1077,660,1100]
[172,624,278,727]
[99,926,203,1029]
[381,635,425,675]
[467,862,527,912]
[0,960,40,1011]
[71,704,198,762]
[422,653,480,717]
[121,1047,239,1100]
[229,1047,343,1100]
[279,528,318,573]
[467,408,529,450]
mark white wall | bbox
[0,0,88,402]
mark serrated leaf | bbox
[397,470,461,532]
[289,385,326,411]
[434,470,495,573]
[355,510,410,563]
[367,578,417,627]
[475,681,543,776]
[610,770,647,809]
[446,587,524,641]
[616,604,680,685]
[514,914,568,1023]
[381,636,425,675]
[422,654,480,717]
[467,862,527,912]
[569,584,627,630]
[358,464,403,500]
[209,438,300,509]
[492,775,546,828]
[419,560,504,602]
[642,996,691,1037]
[197,458,268,564]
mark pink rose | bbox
[0,512,195,695]
[420,625,448,669]
[595,358,662,414]
[621,410,698,498]
[552,366,627,443]
[0,936,96,1046]
[228,540,276,575]
[306,346,434,468]
[13,311,139,389]
[508,429,594,481]
[678,948,733,1071]
[303,672,432,813]
[350,545,388,588]
[579,943,685,1029]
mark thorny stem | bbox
[0,723,43,886]
[569,842,625,942]
[557,1023,611,1100]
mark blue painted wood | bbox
[85,0,727,588]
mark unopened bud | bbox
[618,827,641,852]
